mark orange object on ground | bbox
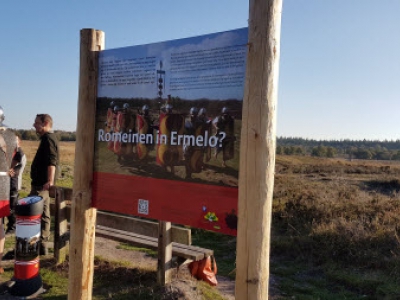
[189,255,218,286]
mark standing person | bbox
[198,108,212,164]
[183,107,199,179]
[136,104,154,160]
[5,134,27,235]
[0,106,17,273]
[30,114,59,255]
[212,107,235,167]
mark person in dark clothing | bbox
[212,107,235,167]
[30,114,59,255]
[5,135,26,235]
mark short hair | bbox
[36,114,53,128]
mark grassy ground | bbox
[183,155,400,298]
[270,156,400,299]
[6,140,400,298]
[1,257,190,299]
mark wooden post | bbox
[235,1,282,299]
[54,187,69,264]
[68,29,104,300]
[157,221,172,285]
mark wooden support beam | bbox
[95,225,212,261]
[157,221,172,285]
[96,211,192,245]
[54,187,69,264]
[235,1,283,299]
[49,186,72,201]
[68,28,104,300]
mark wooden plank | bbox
[96,226,158,249]
[236,1,283,300]
[54,187,69,264]
[68,28,104,300]
[157,221,172,285]
[62,187,73,201]
[50,187,72,201]
[49,205,192,245]
[171,243,213,257]
[50,202,70,220]
[96,211,191,245]
[95,225,210,261]
[169,245,206,261]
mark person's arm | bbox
[9,159,19,177]
[45,135,58,190]
[44,165,56,191]
[9,151,22,177]
[212,117,219,130]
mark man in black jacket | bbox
[30,114,59,255]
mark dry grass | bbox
[17,141,400,297]
[20,140,76,194]
[21,140,75,165]
[271,155,400,297]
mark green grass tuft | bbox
[116,243,158,258]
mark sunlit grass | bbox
[15,141,400,298]
[270,155,400,298]
[116,243,157,258]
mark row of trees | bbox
[276,145,338,158]
[14,129,76,142]
[277,137,400,161]
[349,147,400,161]
[278,137,400,152]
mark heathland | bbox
[3,140,400,299]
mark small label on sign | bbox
[138,199,149,215]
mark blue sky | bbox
[1,1,399,140]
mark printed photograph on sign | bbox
[93,28,247,235]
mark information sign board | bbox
[93,28,248,235]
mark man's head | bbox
[142,104,149,115]
[198,108,206,121]
[165,104,173,114]
[189,107,198,122]
[189,107,198,116]
[33,114,53,136]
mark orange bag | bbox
[188,255,218,286]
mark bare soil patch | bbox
[94,236,236,300]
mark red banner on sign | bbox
[92,172,238,235]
